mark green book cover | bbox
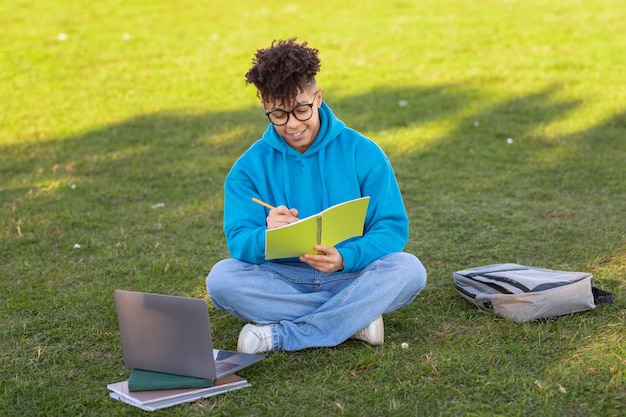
[128,369,214,392]
[265,196,370,260]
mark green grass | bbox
[1,0,625,416]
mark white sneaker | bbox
[352,315,384,346]
[237,324,274,354]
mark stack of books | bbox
[107,369,250,411]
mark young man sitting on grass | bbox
[206,39,427,354]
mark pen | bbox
[252,197,299,220]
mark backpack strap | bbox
[592,286,614,304]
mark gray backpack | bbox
[453,263,613,322]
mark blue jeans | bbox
[206,252,426,351]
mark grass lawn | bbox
[1,0,624,416]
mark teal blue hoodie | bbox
[223,101,409,272]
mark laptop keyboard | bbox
[215,361,238,373]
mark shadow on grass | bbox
[1,85,473,271]
[1,82,624,283]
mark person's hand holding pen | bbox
[252,197,299,229]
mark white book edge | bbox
[107,378,251,411]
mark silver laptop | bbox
[114,289,264,380]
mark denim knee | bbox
[205,259,233,303]
[396,252,427,294]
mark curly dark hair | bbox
[245,38,321,105]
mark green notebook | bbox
[264,196,370,260]
[128,369,214,392]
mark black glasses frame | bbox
[265,90,320,126]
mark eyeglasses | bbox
[265,90,320,126]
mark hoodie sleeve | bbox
[335,139,409,273]
[222,162,268,264]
